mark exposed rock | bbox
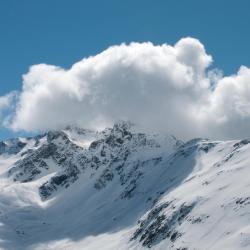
[131,202,195,248]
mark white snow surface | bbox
[0,122,250,250]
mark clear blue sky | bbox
[0,0,250,139]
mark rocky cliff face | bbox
[7,122,180,201]
[0,122,250,250]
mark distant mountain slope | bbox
[0,122,250,250]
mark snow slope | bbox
[0,122,250,250]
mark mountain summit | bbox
[0,122,250,250]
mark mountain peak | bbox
[1,123,250,250]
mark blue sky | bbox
[1,0,250,139]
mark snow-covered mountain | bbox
[0,121,250,250]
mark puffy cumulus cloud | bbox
[205,66,250,139]
[5,37,250,139]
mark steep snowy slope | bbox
[0,122,250,250]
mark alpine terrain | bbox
[0,121,250,250]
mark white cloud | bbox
[0,92,15,110]
[204,66,250,139]
[0,92,17,127]
[4,37,250,140]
